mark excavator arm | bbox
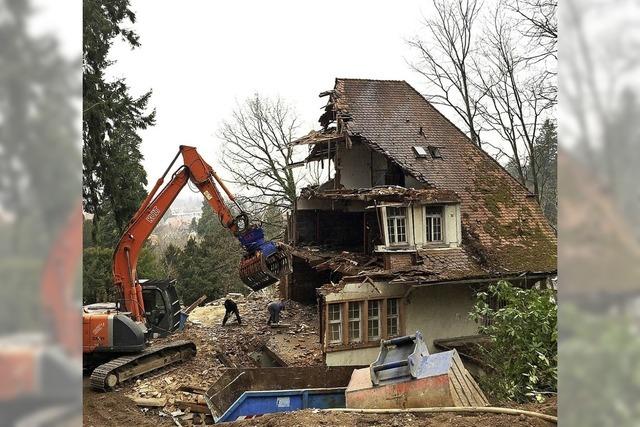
[112,145,290,322]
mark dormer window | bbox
[425,206,444,243]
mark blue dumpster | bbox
[216,387,346,423]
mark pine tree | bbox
[83,0,155,234]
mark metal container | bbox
[216,387,346,422]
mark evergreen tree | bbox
[506,119,557,227]
[83,0,155,234]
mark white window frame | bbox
[348,302,362,343]
[328,303,342,344]
[386,207,408,245]
[387,298,400,337]
[425,206,444,243]
[367,300,381,341]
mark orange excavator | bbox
[83,145,291,391]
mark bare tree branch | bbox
[408,0,484,146]
[219,94,304,221]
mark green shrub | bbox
[470,280,557,402]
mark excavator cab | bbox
[237,225,291,291]
[141,280,182,337]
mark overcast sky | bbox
[103,0,436,197]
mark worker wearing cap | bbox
[222,299,242,326]
[267,300,285,325]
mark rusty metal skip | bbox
[346,331,489,409]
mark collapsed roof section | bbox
[299,186,460,205]
[289,128,343,165]
[292,78,557,277]
[305,244,556,299]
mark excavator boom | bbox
[112,145,291,322]
[83,146,291,391]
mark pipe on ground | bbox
[324,406,557,424]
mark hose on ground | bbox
[324,406,557,424]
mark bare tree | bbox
[506,0,557,61]
[408,0,484,146]
[475,9,554,200]
[219,94,302,215]
[504,0,557,105]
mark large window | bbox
[367,300,381,341]
[326,298,401,347]
[425,206,443,243]
[387,298,400,337]
[348,302,362,343]
[328,304,342,344]
[386,207,407,244]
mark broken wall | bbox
[295,209,365,250]
[336,142,372,188]
[289,256,333,304]
[333,140,420,189]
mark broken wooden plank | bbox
[215,352,237,368]
[183,295,207,315]
[133,397,167,407]
[177,385,207,395]
[175,400,210,414]
[269,323,292,328]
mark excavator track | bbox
[90,340,196,391]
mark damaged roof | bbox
[310,78,557,275]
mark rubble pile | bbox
[120,291,322,425]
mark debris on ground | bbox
[84,290,557,427]
[84,291,323,426]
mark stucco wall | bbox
[326,346,380,366]
[405,283,479,352]
[337,142,371,188]
[324,282,480,365]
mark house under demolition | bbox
[281,78,557,367]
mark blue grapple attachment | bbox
[237,226,292,291]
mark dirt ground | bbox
[225,408,556,427]
[83,379,173,427]
[224,397,557,426]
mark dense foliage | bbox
[470,281,557,402]
[83,0,155,233]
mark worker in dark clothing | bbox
[267,300,285,325]
[222,299,242,326]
